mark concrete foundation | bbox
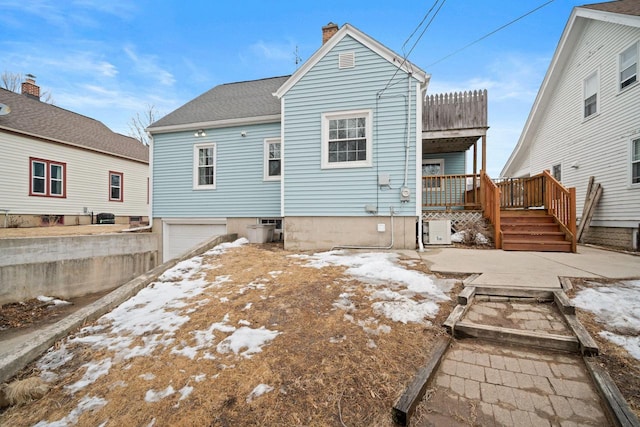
[583,226,638,251]
[0,233,159,304]
[284,216,418,251]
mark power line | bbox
[379,0,446,96]
[427,0,555,68]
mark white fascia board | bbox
[415,81,424,217]
[275,23,427,99]
[576,7,640,28]
[280,97,285,218]
[147,114,281,134]
[161,218,226,225]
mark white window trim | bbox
[630,136,640,188]
[321,109,373,169]
[583,69,599,120]
[193,142,216,190]
[422,158,445,190]
[263,137,281,181]
[551,163,562,182]
[618,40,638,93]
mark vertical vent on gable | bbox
[339,52,355,69]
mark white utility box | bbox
[426,220,452,244]
[246,224,275,243]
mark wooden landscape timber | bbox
[392,336,451,426]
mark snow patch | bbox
[246,384,274,402]
[65,358,112,394]
[145,385,175,403]
[33,395,107,426]
[216,327,280,358]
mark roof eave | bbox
[275,23,427,99]
[147,114,281,134]
[0,125,149,164]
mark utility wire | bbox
[427,0,555,67]
[379,0,446,96]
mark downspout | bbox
[331,207,395,250]
[416,78,428,252]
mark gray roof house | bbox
[0,77,150,227]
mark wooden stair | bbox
[500,210,572,252]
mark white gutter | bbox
[147,114,281,134]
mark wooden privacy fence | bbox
[422,174,480,208]
[423,90,488,131]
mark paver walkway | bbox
[410,296,613,426]
[413,341,608,426]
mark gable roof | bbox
[582,0,640,16]
[275,23,428,98]
[501,0,640,176]
[0,88,148,163]
[148,76,289,134]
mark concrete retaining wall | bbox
[0,233,159,304]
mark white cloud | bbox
[124,45,175,86]
[249,40,296,62]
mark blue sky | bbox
[1,0,589,176]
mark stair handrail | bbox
[480,171,502,249]
[542,170,577,252]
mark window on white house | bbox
[552,164,561,182]
[194,143,216,189]
[30,157,65,197]
[422,159,445,189]
[321,110,372,169]
[632,138,640,185]
[264,138,281,180]
[109,171,123,201]
[583,71,598,118]
[620,42,638,90]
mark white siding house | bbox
[501,1,640,250]
[0,79,149,227]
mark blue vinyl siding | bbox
[283,35,420,216]
[422,152,466,174]
[153,122,281,217]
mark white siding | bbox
[1,131,149,216]
[517,19,640,224]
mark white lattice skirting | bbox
[421,211,485,232]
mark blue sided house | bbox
[149,22,577,262]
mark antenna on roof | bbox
[0,103,10,116]
[294,45,302,68]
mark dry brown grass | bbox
[567,278,640,419]
[0,244,458,426]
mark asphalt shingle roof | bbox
[581,0,640,16]
[0,88,148,163]
[149,75,289,130]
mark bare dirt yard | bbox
[0,224,132,238]
[0,241,461,426]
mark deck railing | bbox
[495,176,545,209]
[495,171,576,252]
[542,171,577,252]
[422,174,481,208]
[480,171,501,248]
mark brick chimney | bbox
[21,74,40,100]
[322,22,339,45]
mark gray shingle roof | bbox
[149,75,289,130]
[581,0,640,16]
[0,88,148,163]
